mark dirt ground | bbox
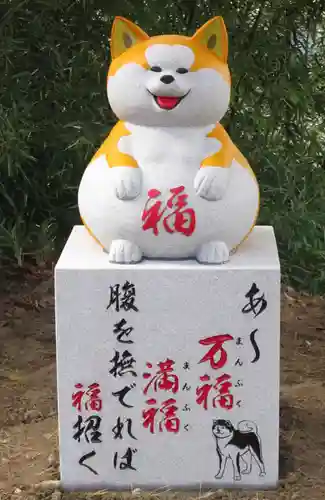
[0,266,325,500]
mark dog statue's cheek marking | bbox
[107,63,149,120]
[107,62,147,86]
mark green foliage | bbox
[0,0,325,292]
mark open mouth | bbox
[148,90,190,110]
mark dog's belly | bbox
[225,444,250,456]
[78,154,259,257]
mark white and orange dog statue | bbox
[78,16,260,264]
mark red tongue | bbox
[156,96,180,110]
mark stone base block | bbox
[55,225,280,490]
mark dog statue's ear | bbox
[212,419,218,424]
[110,17,150,59]
[192,17,228,63]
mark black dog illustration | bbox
[212,419,266,481]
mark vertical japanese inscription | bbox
[196,334,235,410]
[107,281,139,472]
[211,282,269,481]
[71,382,103,475]
[241,282,267,364]
[194,282,268,415]
[142,359,181,434]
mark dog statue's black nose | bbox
[160,74,175,84]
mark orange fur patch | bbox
[92,122,138,168]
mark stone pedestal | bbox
[55,225,280,491]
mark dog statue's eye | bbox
[176,67,189,74]
[150,66,162,72]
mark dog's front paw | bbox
[113,167,142,200]
[196,241,230,265]
[215,473,223,480]
[108,240,142,264]
[194,166,230,201]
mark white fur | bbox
[78,124,259,260]
[107,45,230,127]
[122,123,221,166]
[145,44,195,70]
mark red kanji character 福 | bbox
[85,383,102,412]
[159,398,180,433]
[141,186,196,237]
[196,374,233,411]
[142,398,180,434]
[213,373,233,410]
[199,334,234,370]
[72,383,102,412]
